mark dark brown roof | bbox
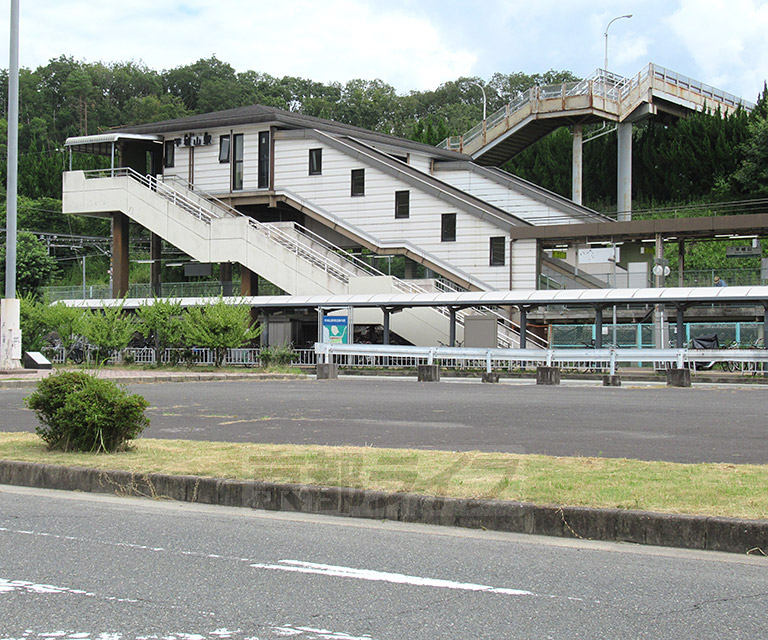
[117,104,469,161]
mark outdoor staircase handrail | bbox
[83,167,219,225]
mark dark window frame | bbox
[441,213,456,242]
[395,190,410,219]
[163,140,175,168]
[351,168,365,196]
[490,236,506,266]
[309,148,322,175]
[233,133,244,191]
[257,131,270,189]
[219,134,231,163]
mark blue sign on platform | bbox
[322,316,349,344]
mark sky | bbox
[1,0,766,102]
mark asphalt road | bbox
[1,485,766,639]
[3,377,768,463]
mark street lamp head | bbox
[604,14,633,71]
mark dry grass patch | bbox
[1,432,767,520]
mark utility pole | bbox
[1,0,21,369]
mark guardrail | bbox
[315,343,768,376]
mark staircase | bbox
[63,168,546,348]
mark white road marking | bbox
[250,559,538,597]
[0,578,137,603]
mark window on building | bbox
[351,169,365,196]
[163,140,175,168]
[233,133,244,190]
[258,131,270,189]
[395,190,410,219]
[490,236,506,266]
[309,148,322,175]
[441,213,456,242]
[219,135,231,163]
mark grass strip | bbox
[1,432,767,521]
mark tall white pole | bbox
[604,14,632,72]
[1,0,21,369]
[5,0,18,298]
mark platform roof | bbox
[59,286,768,311]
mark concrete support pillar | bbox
[667,368,691,387]
[449,307,457,347]
[317,363,339,379]
[220,262,233,297]
[617,121,632,221]
[241,266,260,327]
[518,306,528,349]
[675,305,686,348]
[112,212,130,298]
[240,266,259,296]
[536,366,561,385]
[383,308,391,345]
[150,233,162,298]
[572,123,583,205]
[418,364,440,382]
[594,306,604,348]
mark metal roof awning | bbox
[59,285,768,311]
[64,133,162,155]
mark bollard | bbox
[316,363,339,380]
[417,364,441,382]
[602,374,621,387]
[481,372,500,383]
[666,368,691,387]
[536,366,561,385]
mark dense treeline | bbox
[0,55,767,295]
[0,54,765,208]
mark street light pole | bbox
[604,14,632,72]
[1,0,21,370]
[470,81,487,143]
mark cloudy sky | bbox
[1,0,766,101]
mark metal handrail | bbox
[315,343,768,376]
[83,168,218,225]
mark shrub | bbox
[260,344,294,368]
[25,371,150,453]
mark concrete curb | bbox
[0,372,304,389]
[1,459,766,555]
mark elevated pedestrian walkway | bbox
[439,64,755,166]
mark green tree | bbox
[136,298,185,364]
[181,298,260,367]
[0,231,58,297]
[45,301,85,362]
[79,299,136,363]
[19,293,51,353]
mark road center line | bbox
[250,560,542,597]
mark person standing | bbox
[714,276,727,287]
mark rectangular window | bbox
[490,236,506,266]
[258,131,270,189]
[441,213,456,242]
[219,135,231,163]
[395,190,410,219]
[163,140,175,168]
[351,169,365,196]
[233,133,244,190]
[309,148,322,175]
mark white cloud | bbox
[2,0,476,93]
[664,0,768,98]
